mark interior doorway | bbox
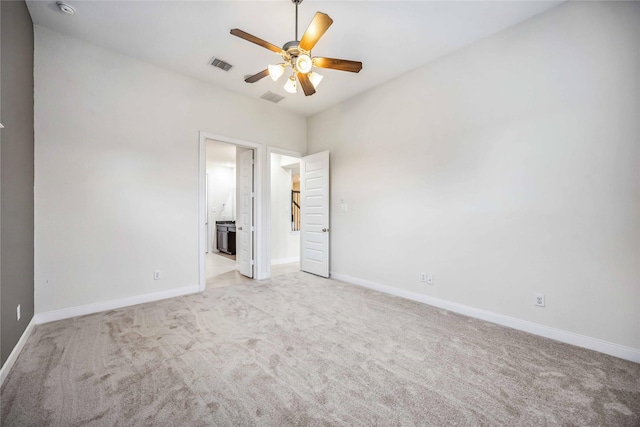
[270,152,302,275]
[199,132,263,291]
[266,148,330,279]
[205,140,236,259]
[204,140,238,287]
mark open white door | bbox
[238,149,254,278]
[300,151,330,277]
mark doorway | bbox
[199,132,264,291]
[266,148,330,279]
[270,151,302,276]
[204,140,238,286]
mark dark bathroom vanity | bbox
[216,221,236,255]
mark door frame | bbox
[265,146,303,279]
[198,131,266,291]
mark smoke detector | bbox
[56,2,76,15]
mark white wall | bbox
[308,2,640,350]
[270,153,300,264]
[34,27,306,314]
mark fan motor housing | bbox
[283,41,306,57]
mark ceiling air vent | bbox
[209,57,232,71]
[260,91,285,104]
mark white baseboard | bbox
[35,285,200,324]
[330,272,640,364]
[0,317,36,387]
[271,257,300,266]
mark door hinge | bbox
[251,226,255,232]
[251,260,255,266]
[251,192,255,198]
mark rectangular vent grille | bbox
[209,57,232,71]
[260,91,285,104]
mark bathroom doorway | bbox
[202,138,256,289]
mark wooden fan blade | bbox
[230,29,283,54]
[299,12,333,52]
[297,72,316,96]
[313,57,362,73]
[245,69,270,83]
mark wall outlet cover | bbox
[535,293,545,307]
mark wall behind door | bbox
[206,166,235,251]
[206,140,237,252]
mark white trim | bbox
[267,146,304,159]
[331,272,640,364]
[0,317,36,387]
[199,134,207,291]
[199,132,266,289]
[35,285,199,324]
[271,257,300,265]
[266,146,303,279]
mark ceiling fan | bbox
[230,0,362,96]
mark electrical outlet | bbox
[420,273,434,284]
[534,293,545,307]
[154,270,162,280]
[17,304,21,321]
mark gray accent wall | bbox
[1,0,34,367]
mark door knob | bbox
[322,228,329,232]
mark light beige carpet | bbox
[1,271,639,426]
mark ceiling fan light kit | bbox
[230,0,362,97]
[308,71,323,88]
[268,64,286,82]
[284,76,298,94]
[295,54,312,74]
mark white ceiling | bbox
[26,0,562,117]
[206,139,236,166]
